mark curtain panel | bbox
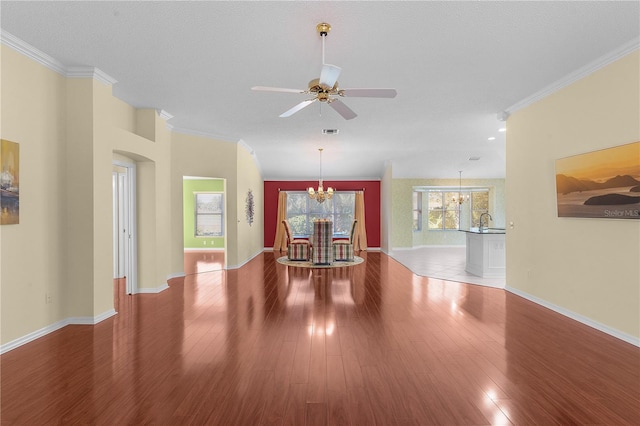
[273,191,288,251]
[353,191,368,251]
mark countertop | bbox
[460,227,506,234]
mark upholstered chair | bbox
[332,219,357,261]
[282,220,311,261]
[312,219,333,265]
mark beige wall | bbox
[506,51,640,342]
[1,44,177,347]
[380,162,393,253]
[170,132,264,271]
[1,46,67,342]
[235,143,264,264]
[1,41,264,350]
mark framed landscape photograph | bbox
[555,141,640,219]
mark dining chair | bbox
[333,219,357,261]
[282,220,311,261]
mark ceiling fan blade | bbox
[340,88,397,98]
[252,86,305,94]
[328,99,357,120]
[279,99,317,117]
[319,64,341,89]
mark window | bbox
[470,190,489,227]
[412,191,422,231]
[426,189,490,230]
[286,191,355,237]
[428,190,461,230]
[195,192,224,237]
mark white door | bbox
[112,161,137,294]
[112,172,119,278]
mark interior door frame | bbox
[113,159,138,294]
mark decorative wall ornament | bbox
[555,141,639,219]
[245,189,254,226]
[1,139,20,225]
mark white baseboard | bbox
[167,272,186,280]
[136,283,169,294]
[1,320,68,355]
[506,286,640,348]
[0,308,117,355]
[393,245,464,251]
[67,308,117,325]
[227,248,264,270]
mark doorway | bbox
[112,160,137,294]
[183,176,226,273]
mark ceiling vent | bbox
[469,156,481,161]
[322,129,339,134]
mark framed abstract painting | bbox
[1,139,19,225]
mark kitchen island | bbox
[461,228,506,278]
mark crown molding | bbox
[67,66,117,86]
[171,126,238,144]
[237,139,254,156]
[157,109,174,121]
[158,110,175,131]
[1,29,116,86]
[505,37,640,115]
[1,29,67,75]
[238,139,263,176]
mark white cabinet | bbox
[464,230,505,278]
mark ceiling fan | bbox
[251,23,397,120]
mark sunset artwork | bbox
[1,139,20,225]
[555,141,640,219]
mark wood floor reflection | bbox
[1,251,639,425]
[184,249,225,274]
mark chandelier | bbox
[453,170,469,205]
[308,148,333,203]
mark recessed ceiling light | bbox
[322,129,339,134]
[469,156,481,161]
[488,136,496,141]
[498,127,506,132]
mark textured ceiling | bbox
[2,1,639,180]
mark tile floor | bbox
[389,245,506,288]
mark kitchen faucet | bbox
[479,213,492,231]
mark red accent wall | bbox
[264,180,381,248]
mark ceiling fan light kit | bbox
[252,23,397,120]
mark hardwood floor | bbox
[183,250,225,274]
[1,251,639,425]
